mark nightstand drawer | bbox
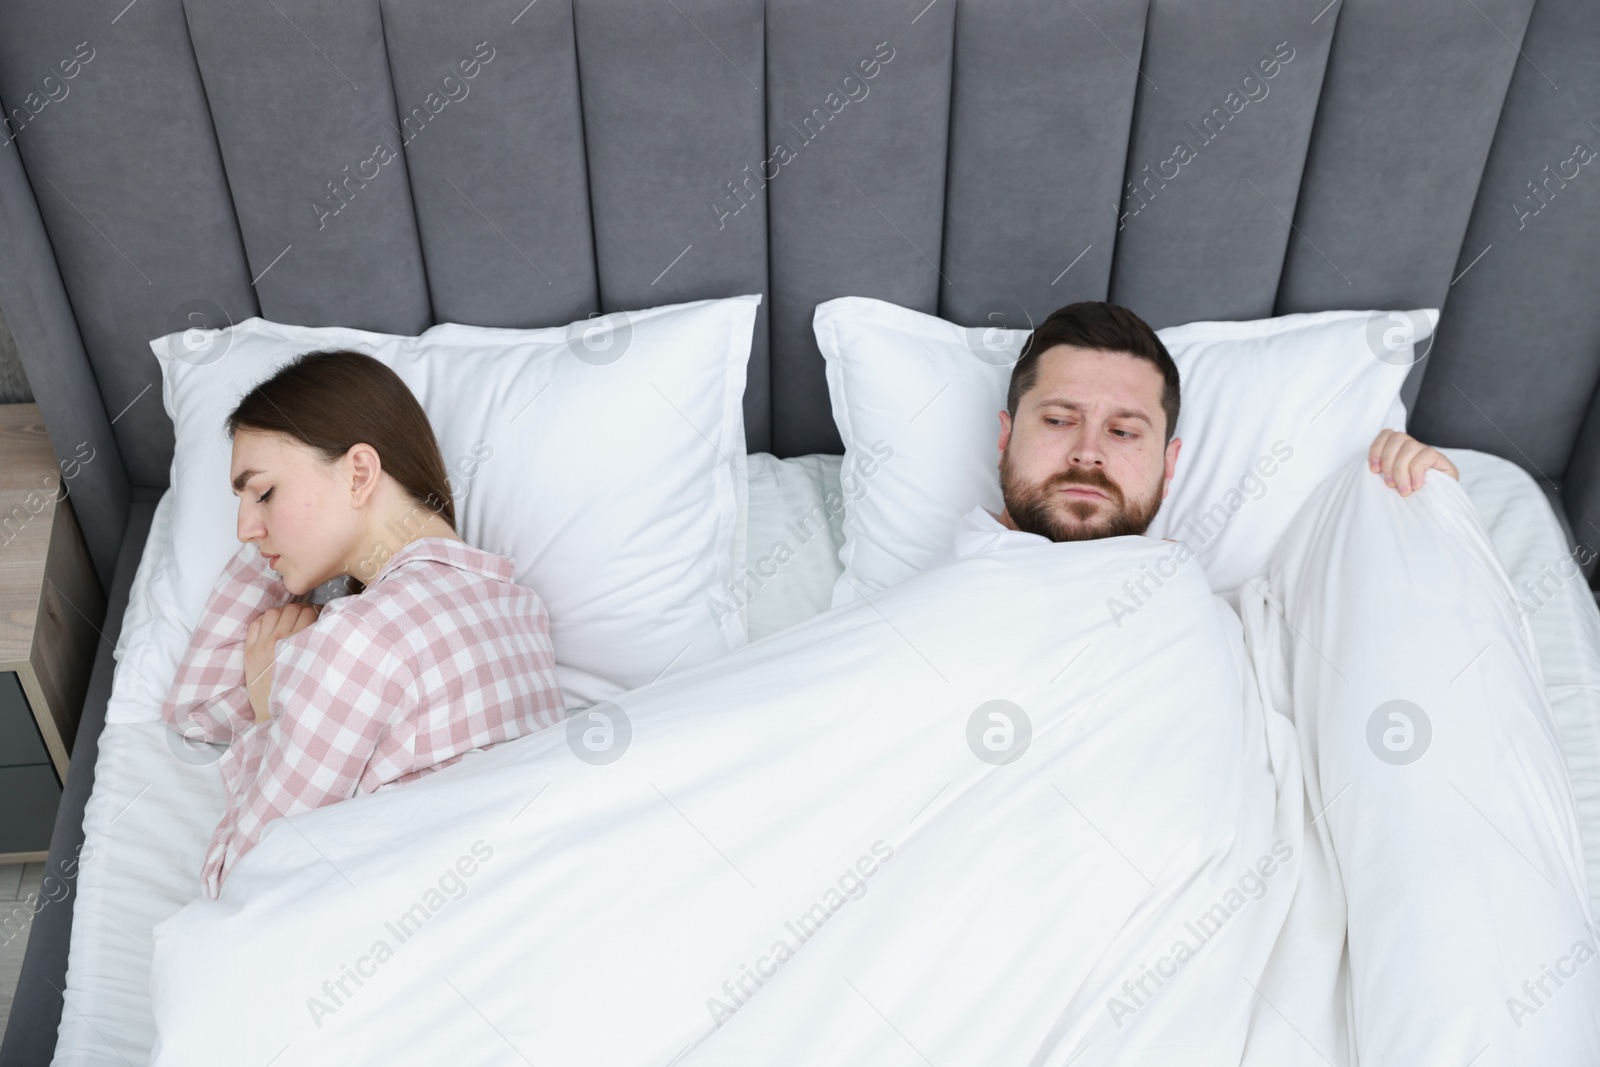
[0,671,49,771]
[0,763,61,854]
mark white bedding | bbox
[50,447,1600,1065]
[149,522,1303,1065]
[1242,456,1599,1064]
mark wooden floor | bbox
[0,862,42,1036]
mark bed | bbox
[41,450,1600,1063]
[3,0,1600,1063]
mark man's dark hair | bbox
[1006,302,1181,444]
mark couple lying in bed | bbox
[159,301,1454,899]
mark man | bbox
[951,304,1600,1065]
[984,301,1456,544]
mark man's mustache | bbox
[1045,467,1124,505]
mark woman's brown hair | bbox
[226,349,457,531]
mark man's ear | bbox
[997,410,1013,459]
[345,443,383,508]
[1161,436,1182,499]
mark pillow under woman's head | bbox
[107,295,760,725]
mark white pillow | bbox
[108,295,760,723]
[740,452,850,640]
[815,296,1435,605]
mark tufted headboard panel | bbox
[1,0,1599,590]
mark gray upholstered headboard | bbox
[2,0,1600,592]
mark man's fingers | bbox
[1369,428,1395,471]
[1368,431,1460,494]
[1397,444,1458,495]
[1379,432,1409,486]
[1413,449,1459,490]
[1393,439,1429,494]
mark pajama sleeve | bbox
[161,542,304,745]
[199,613,416,898]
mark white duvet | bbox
[149,532,1305,1066]
[1239,459,1600,1066]
[145,458,1600,1066]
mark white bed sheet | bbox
[50,448,1600,1065]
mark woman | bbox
[161,350,565,898]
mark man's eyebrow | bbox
[1035,397,1153,426]
[231,468,263,493]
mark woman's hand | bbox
[244,603,321,724]
[1368,429,1459,497]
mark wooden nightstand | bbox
[0,404,105,863]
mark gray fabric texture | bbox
[4,0,1597,563]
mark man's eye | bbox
[256,488,274,503]
[1111,429,1136,440]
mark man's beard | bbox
[999,448,1163,543]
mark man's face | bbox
[997,345,1181,542]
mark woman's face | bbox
[230,429,362,595]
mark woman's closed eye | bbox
[256,488,274,504]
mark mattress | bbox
[50,448,1600,1065]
